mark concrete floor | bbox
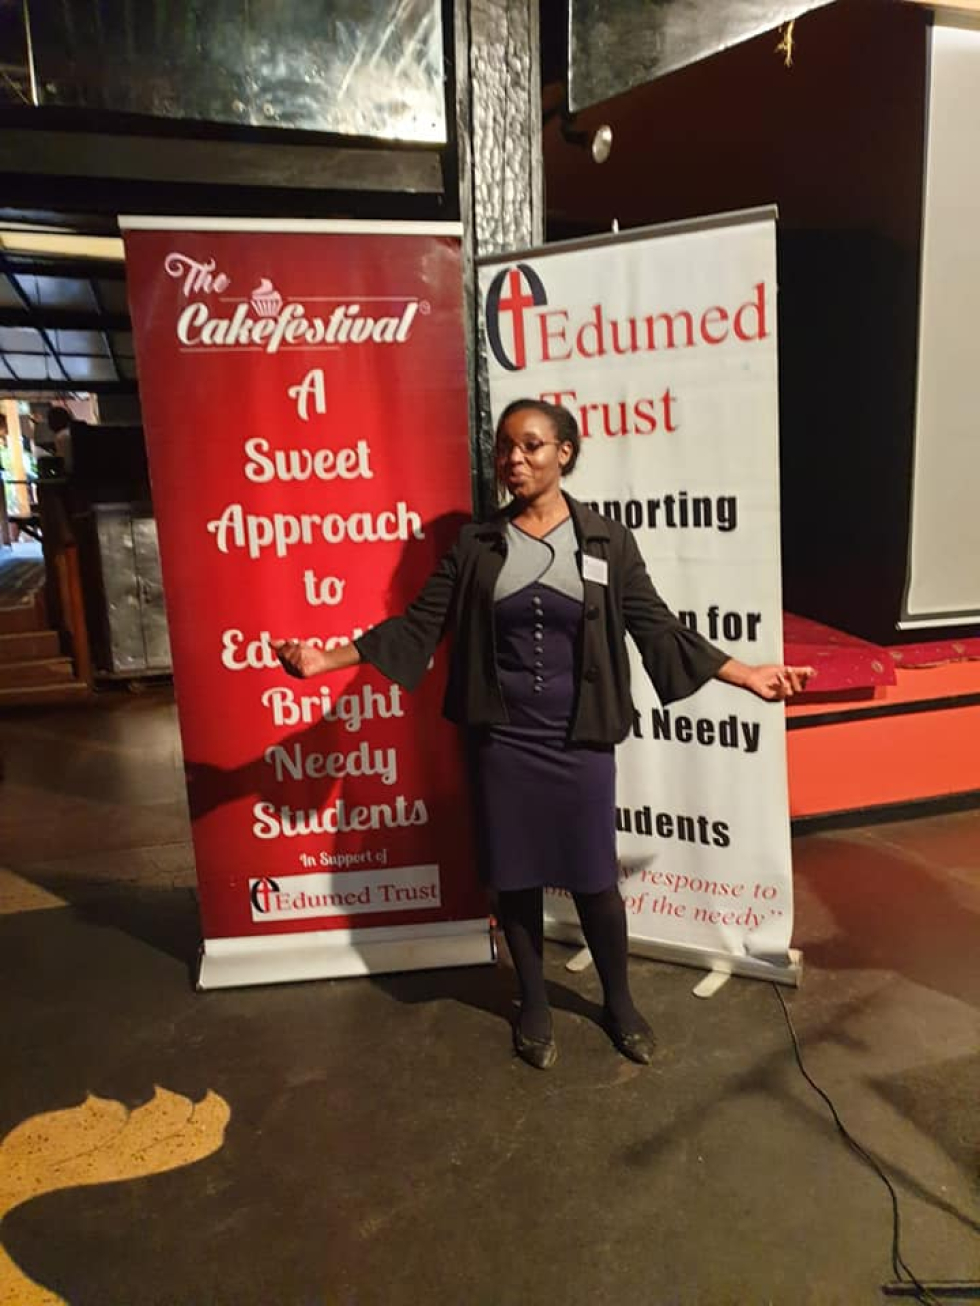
[1,689,978,1306]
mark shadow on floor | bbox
[12,873,201,979]
[795,833,980,1009]
[873,1049,980,1179]
[371,958,605,1033]
[619,982,980,1240]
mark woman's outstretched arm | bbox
[271,538,461,684]
[272,638,361,679]
[715,657,815,701]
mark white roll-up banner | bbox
[479,209,798,981]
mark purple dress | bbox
[470,519,617,894]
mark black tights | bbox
[496,886,646,1041]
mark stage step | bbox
[0,656,78,689]
[0,561,88,704]
[0,680,91,707]
[0,596,46,636]
[0,630,60,663]
[788,659,980,823]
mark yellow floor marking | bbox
[0,868,65,916]
[0,1088,230,1305]
[0,1246,64,1306]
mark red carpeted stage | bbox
[784,614,980,826]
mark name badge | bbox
[582,555,608,586]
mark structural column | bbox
[455,0,544,510]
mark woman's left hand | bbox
[741,664,816,701]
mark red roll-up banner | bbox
[121,218,492,988]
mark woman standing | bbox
[275,399,814,1071]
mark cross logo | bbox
[484,263,547,371]
[249,877,281,914]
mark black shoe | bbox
[601,1009,656,1065]
[514,1026,558,1070]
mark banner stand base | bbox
[196,919,496,990]
[545,921,803,988]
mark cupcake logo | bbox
[250,277,284,318]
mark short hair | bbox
[47,405,72,433]
[494,398,581,476]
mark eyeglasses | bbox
[494,439,563,460]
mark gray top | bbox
[495,517,585,604]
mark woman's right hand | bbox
[271,639,339,679]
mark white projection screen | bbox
[902,18,980,628]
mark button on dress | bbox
[471,518,618,893]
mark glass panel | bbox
[29,0,446,143]
[0,6,29,106]
[63,356,118,382]
[50,329,109,355]
[117,357,140,380]
[19,276,98,311]
[570,0,833,110]
[5,353,59,380]
[0,327,45,353]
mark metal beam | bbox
[0,254,125,281]
[0,377,136,394]
[0,206,121,234]
[0,127,444,194]
[0,307,130,331]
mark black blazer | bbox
[355,493,728,745]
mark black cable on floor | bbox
[770,983,943,1306]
